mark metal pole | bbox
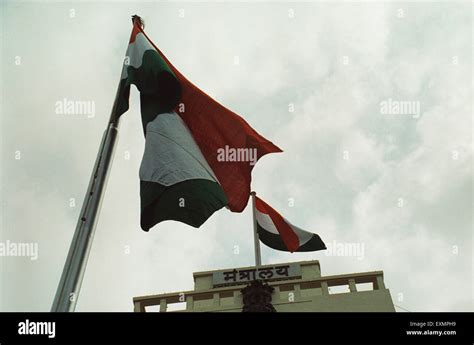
[51,15,142,312]
[251,191,262,266]
[51,118,120,312]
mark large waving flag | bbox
[254,196,326,252]
[112,18,282,230]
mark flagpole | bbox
[51,16,142,312]
[51,118,119,312]
[51,111,121,312]
[251,191,262,266]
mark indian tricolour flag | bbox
[254,196,326,253]
[111,18,282,231]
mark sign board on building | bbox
[212,263,301,287]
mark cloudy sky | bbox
[1,1,472,312]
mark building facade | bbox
[133,260,395,312]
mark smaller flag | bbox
[254,196,326,253]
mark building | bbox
[133,260,395,312]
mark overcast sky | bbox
[1,1,472,312]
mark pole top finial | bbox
[250,191,256,196]
[132,15,145,29]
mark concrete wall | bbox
[133,261,396,313]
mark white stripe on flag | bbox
[139,112,219,186]
[289,223,313,247]
[121,33,155,80]
[255,207,314,246]
[255,208,279,234]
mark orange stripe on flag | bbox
[255,196,299,252]
[136,23,282,212]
